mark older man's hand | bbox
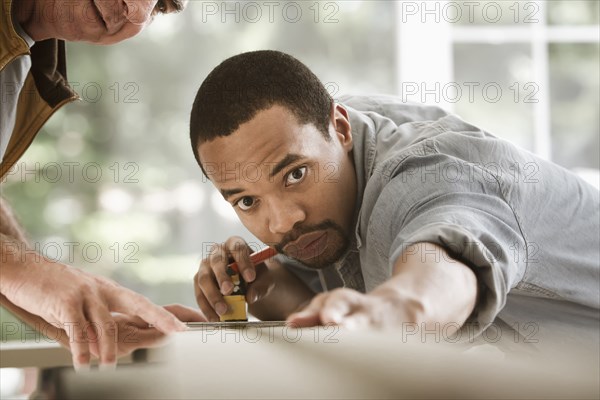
[0,259,202,370]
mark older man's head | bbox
[13,0,186,45]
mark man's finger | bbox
[224,236,255,282]
[110,289,186,333]
[125,326,168,349]
[338,313,372,330]
[63,306,92,371]
[195,287,220,322]
[198,269,229,318]
[86,303,117,367]
[286,293,328,327]
[320,289,361,325]
[163,304,207,322]
[207,244,236,294]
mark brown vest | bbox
[0,0,78,179]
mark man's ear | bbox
[331,103,353,151]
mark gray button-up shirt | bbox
[284,94,599,345]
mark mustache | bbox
[273,219,340,253]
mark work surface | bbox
[4,322,595,399]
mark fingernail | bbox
[215,302,228,316]
[342,319,358,330]
[221,281,233,295]
[325,310,343,324]
[243,270,255,282]
[99,362,117,372]
[74,363,90,373]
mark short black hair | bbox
[189,50,332,166]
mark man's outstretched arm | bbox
[287,242,478,331]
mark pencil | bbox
[227,247,277,274]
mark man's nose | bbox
[267,200,306,235]
[123,0,157,26]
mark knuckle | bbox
[197,271,214,286]
[75,352,91,365]
[103,355,117,364]
[225,235,243,246]
[198,261,212,275]
[226,237,249,254]
[208,243,225,258]
[204,292,220,307]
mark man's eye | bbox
[286,166,307,186]
[154,0,168,14]
[236,197,255,211]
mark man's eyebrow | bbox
[220,188,244,201]
[220,154,304,199]
[170,0,185,12]
[269,154,304,178]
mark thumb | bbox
[286,294,327,327]
[163,304,207,323]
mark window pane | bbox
[453,44,535,151]
[550,43,600,169]
[453,0,542,25]
[548,0,600,25]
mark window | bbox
[396,0,599,169]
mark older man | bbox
[0,0,203,371]
[191,51,599,348]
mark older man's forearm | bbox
[0,196,29,243]
[0,196,54,336]
[0,196,31,296]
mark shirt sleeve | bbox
[368,151,528,336]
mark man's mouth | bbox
[283,231,328,261]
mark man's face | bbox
[17,0,185,44]
[198,105,358,269]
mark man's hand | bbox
[2,301,205,368]
[87,304,206,363]
[194,236,261,321]
[0,258,193,370]
[287,243,478,331]
[194,236,315,321]
[286,286,423,329]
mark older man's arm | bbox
[0,196,195,369]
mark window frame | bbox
[395,0,600,161]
